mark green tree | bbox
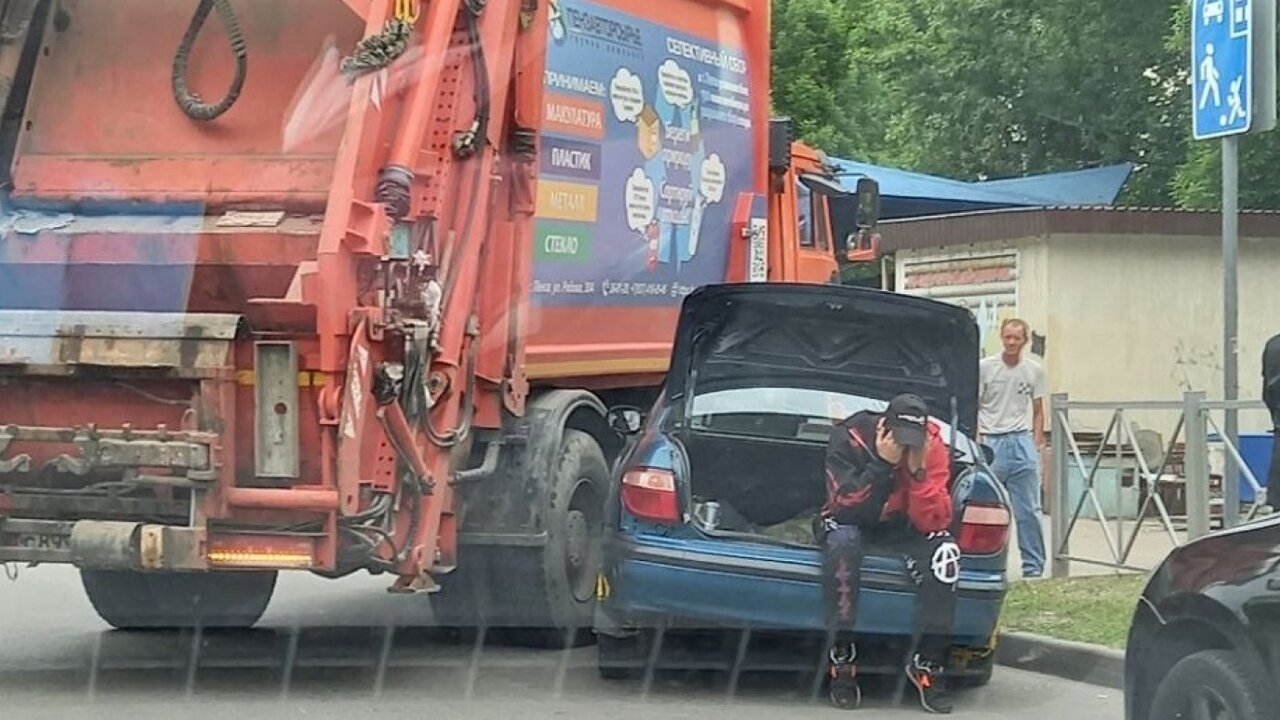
[770,0,860,156]
[771,0,1184,205]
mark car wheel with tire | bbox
[1148,649,1268,720]
[951,652,995,688]
[598,631,650,680]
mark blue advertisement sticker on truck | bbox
[535,0,754,307]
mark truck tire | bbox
[429,429,608,647]
[1148,649,1269,720]
[81,569,277,630]
[512,429,608,648]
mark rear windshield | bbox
[689,387,980,460]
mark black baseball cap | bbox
[884,393,929,448]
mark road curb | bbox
[995,631,1124,689]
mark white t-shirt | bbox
[979,354,1046,435]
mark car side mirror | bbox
[607,406,643,435]
[855,177,880,228]
[844,177,881,263]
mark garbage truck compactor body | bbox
[0,0,876,634]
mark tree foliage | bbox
[769,0,1279,209]
[769,0,861,156]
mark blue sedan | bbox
[593,284,1012,686]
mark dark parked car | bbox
[593,283,1011,684]
[1125,514,1280,720]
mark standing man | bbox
[1263,333,1280,489]
[979,318,1047,578]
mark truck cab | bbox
[733,119,881,288]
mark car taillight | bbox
[957,502,1010,555]
[621,468,679,524]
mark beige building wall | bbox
[1046,232,1280,433]
[896,228,1280,434]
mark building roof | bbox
[879,205,1280,252]
[978,165,1136,205]
[831,158,1135,220]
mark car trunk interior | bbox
[681,428,828,546]
[681,424,971,551]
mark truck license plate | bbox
[748,218,768,282]
[11,533,71,551]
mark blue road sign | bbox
[1193,0,1253,139]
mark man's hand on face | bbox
[906,445,926,474]
[876,422,905,465]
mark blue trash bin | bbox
[1237,433,1275,503]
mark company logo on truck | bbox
[549,0,643,52]
[549,0,567,44]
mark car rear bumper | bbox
[598,533,1006,646]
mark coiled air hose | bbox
[171,0,247,121]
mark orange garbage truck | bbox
[0,0,878,637]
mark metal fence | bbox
[1049,392,1272,578]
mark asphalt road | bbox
[0,565,1124,719]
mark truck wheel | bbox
[1149,649,1269,720]
[81,569,277,630]
[517,429,607,648]
[431,428,608,646]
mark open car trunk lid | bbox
[663,283,984,551]
[667,283,980,436]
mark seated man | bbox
[820,393,958,714]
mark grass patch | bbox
[1000,574,1148,649]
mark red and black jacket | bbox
[820,410,953,534]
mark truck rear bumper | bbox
[0,517,320,571]
[0,518,205,568]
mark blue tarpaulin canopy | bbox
[831,157,1134,220]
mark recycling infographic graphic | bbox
[533,0,754,306]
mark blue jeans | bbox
[987,431,1046,576]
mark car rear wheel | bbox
[597,631,650,680]
[1148,649,1268,720]
[951,652,995,688]
[81,569,277,630]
